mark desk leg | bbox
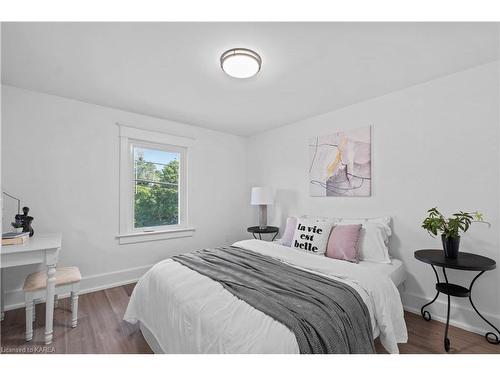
[468,271,500,345]
[44,264,56,345]
[0,269,4,321]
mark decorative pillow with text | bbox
[292,219,333,255]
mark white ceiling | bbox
[2,22,498,136]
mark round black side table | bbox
[414,249,499,352]
[247,226,279,241]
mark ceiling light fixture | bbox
[220,48,262,79]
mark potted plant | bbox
[422,207,485,259]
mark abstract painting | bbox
[309,126,371,197]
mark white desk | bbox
[0,233,62,344]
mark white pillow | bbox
[339,216,392,231]
[354,223,391,263]
[301,215,341,223]
[292,219,333,256]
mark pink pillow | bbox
[280,217,298,247]
[326,224,362,263]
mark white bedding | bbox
[358,258,407,287]
[124,239,408,354]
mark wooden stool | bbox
[23,266,81,341]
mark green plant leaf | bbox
[422,207,485,238]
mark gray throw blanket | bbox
[172,247,375,354]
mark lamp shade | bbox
[251,187,273,205]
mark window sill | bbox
[116,227,196,245]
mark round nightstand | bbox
[247,226,279,241]
[414,249,499,352]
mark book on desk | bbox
[2,231,30,245]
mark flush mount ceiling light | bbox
[220,48,262,79]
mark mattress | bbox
[125,240,408,354]
[357,258,407,287]
[136,257,404,354]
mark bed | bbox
[124,239,408,354]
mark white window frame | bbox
[117,125,195,244]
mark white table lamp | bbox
[251,187,273,229]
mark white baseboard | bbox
[3,264,153,311]
[402,291,500,337]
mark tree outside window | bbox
[133,147,180,228]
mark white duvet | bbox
[124,239,408,354]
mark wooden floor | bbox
[1,283,499,354]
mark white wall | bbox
[247,62,500,334]
[1,85,251,309]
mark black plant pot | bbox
[442,234,460,259]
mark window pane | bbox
[133,146,180,228]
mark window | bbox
[133,145,181,228]
[118,125,194,244]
